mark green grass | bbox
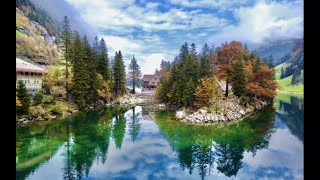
[275,62,290,80]
[16,30,28,39]
[275,63,303,95]
[277,75,304,94]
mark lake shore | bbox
[16,94,145,126]
[175,99,269,125]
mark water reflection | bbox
[154,106,276,179]
[277,96,304,142]
[16,98,303,180]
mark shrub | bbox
[29,105,46,119]
[50,101,69,115]
[50,85,66,99]
[42,95,55,104]
[16,92,22,108]
[33,90,44,105]
[17,80,31,115]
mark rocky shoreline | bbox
[16,109,79,125]
[176,100,269,125]
[16,94,146,126]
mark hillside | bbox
[275,63,303,95]
[255,38,299,65]
[279,38,304,84]
[16,1,60,65]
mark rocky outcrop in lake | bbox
[176,100,268,125]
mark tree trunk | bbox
[225,78,229,97]
[65,46,69,102]
[132,71,135,94]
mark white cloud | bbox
[209,0,303,46]
[139,53,167,74]
[145,2,161,10]
[168,0,251,11]
[66,0,303,74]
[66,0,229,31]
[102,35,143,55]
[241,128,303,179]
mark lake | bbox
[16,94,304,180]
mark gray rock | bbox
[213,114,218,121]
[239,109,246,115]
[176,110,186,119]
[23,120,29,124]
[199,109,207,115]
[19,118,27,122]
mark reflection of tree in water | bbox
[63,107,130,179]
[112,112,127,149]
[16,120,68,180]
[155,107,276,179]
[63,110,113,179]
[278,96,304,142]
[128,106,142,142]
[17,106,132,180]
[215,144,243,177]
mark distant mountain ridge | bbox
[255,38,300,65]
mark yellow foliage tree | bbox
[194,77,219,108]
[96,74,112,103]
[16,92,22,108]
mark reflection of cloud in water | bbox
[240,128,303,180]
[23,143,67,180]
[88,114,218,180]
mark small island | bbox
[155,41,277,125]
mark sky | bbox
[63,0,303,74]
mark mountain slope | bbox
[255,38,299,65]
[16,8,60,65]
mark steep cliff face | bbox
[16,6,60,65]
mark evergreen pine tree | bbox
[33,90,43,105]
[128,55,141,94]
[60,16,73,101]
[231,59,247,97]
[97,38,111,82]
[72,32,90,109]
[179,42,189,61]
[200,43,213,78]
[113,51,126,96]
[280,67,285,79]
[17,81,30,115]
[93,36,100,53]
[181,78,195,107]
[83,36,98,105]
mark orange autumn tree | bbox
[246,59,278,101]
[216,41,249,97]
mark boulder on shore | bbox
[176,109,186,119]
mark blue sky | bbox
[65,0,303,74]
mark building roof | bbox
[148,73,161,86]
[142,74,154,82]
[16,58,48,74]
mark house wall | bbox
[16,72,45,95]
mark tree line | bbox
[157,41,277,108]
[59,16,130,109]
[17,16,142,116]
